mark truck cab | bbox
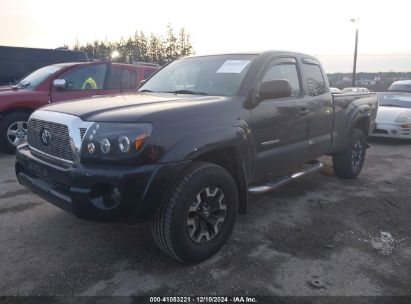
[15,51,377,263]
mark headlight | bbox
[395,112,411,124]
[81,122,153,163]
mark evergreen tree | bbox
[72,25,194,65]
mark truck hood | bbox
[376,106,411,124]
[41,92,227,122]
[0,85,25,95]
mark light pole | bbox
[350,18,359,87]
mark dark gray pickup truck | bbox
[15,51,378,263]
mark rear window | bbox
[388,83,411,93]
[106,65,122,89]
[304,64,327,96]
[121,69,137,89]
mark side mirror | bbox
[53,79,67,90]
[139,79,146,87]
[259,79,292,101]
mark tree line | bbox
[328,72,411,91]
[72,25,194,65]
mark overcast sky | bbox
[1,0,410,72]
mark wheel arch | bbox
[0,107,34,120]
[192,146,249,214]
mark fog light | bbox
[110,187,121,204]
[100,138,111,153]
[102,187,122,209]
[391,130,398,135]
[118,136,131,153]
[87,143,96,154]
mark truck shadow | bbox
[368,137,411,145]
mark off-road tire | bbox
[332,128,366,179]
[151,162,238,263]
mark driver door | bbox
[51,63,114,102]
[250,58,311,178]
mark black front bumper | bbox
[16,145,190,222]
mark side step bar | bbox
[248,160,323,194]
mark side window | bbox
[121,69,137,90]
[106,65,122,89]
[304,64,327,96]
[143,68,155,79]
[60,64,107,90]
[262,63,301,97]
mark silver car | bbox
[372,92,411,139]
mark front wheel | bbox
[0,112,30,154]
[332,128,366,179]
[151,162,238,263]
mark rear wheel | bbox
[0,112,30,153]
[151,162,238,263]
[332,128,366,179]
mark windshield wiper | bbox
[139,89,153,93]
[167,89,207,96]
[18,82,30,87]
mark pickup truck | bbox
[15,51,378,263]
[0,61,159,153]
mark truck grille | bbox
[80,128,87,140]
[27,119,74,162]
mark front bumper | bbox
[16,145,190,222]
[371,122,411,139]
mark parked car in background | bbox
[388,80,411,93]
[372,91,411,139]
[342,87,370,94]
[0,46,88,86]
[330,87,341,93]
[0,61,159,153]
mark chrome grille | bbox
[80,128,87,140]
[27,119,74,162]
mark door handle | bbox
[299,108,310,115]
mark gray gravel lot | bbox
[0,138,410,296]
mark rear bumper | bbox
[371,122,411,139]
[16,145,190,222]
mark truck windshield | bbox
[139,55,257,96]
[19,65,62,89]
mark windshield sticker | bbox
[217,60,251,74]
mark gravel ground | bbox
[0,138,410,297]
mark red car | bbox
[0,61,159,153]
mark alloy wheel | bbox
[186,187,227,244]
[7,121,28,146]
[351,139,363,171]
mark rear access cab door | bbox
[299,57,334,159]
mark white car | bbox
[342,87,370,94]
[330,87,341,93]
[388,80,411,93]
[372,92,411,139]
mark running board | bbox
[248,160,323,194]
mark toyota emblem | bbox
[41,128,51,146]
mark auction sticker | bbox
[217,60,250,73]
